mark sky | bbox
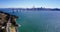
[0,0,60,8]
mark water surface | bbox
[17,11,60,32]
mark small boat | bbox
[0,11,19,32]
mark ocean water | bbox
[0,9,60,32]
[17,10,60,32]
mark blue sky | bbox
[0,0,60,8]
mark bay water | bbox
[17,10,60,32]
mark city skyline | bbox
[0,0,60,8]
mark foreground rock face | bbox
[0,11,18,32]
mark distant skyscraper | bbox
[32,6,35,8]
